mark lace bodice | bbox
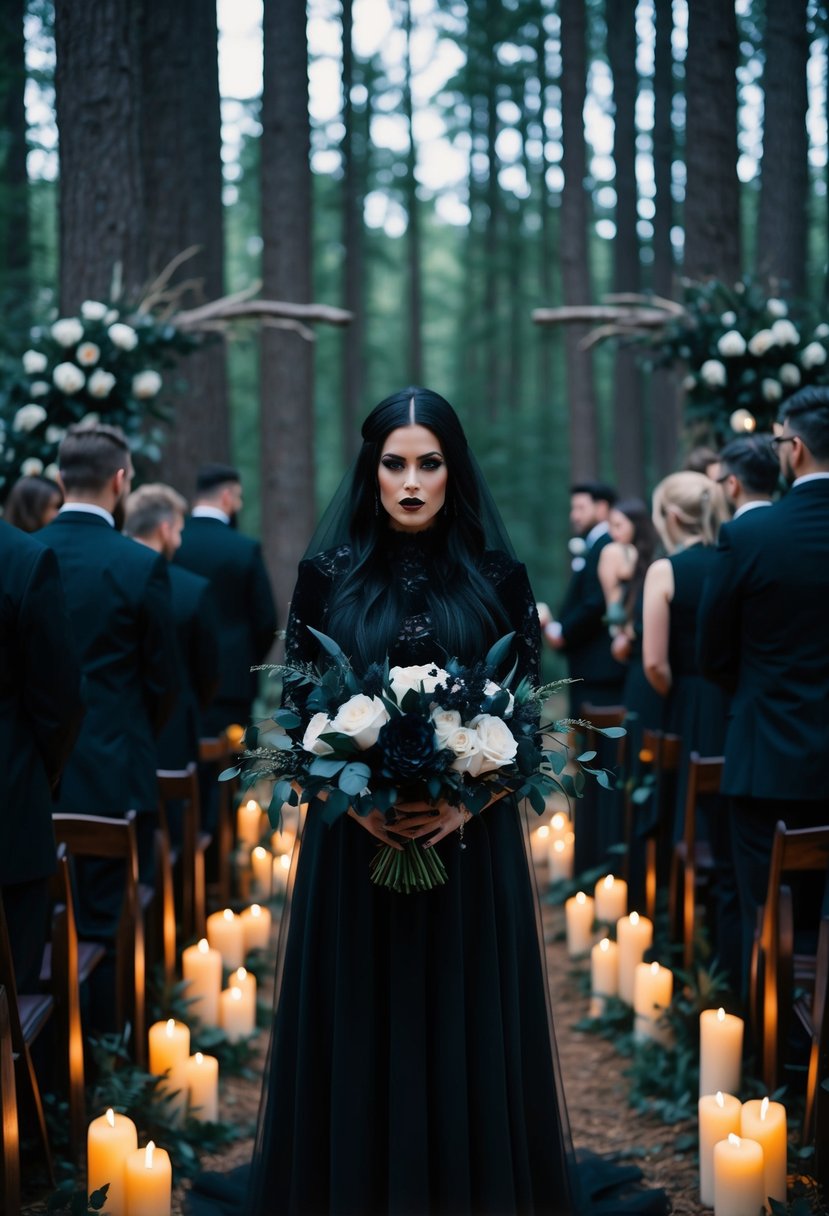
[283,531,541,686]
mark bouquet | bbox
[223,628,622,894]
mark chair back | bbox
[670,752,724,971]
[158,763,207,941]
[0,984,20,1216]
[199,735,238,904]
[46,844,87,1157]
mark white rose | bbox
[720,311,737,326]
[43,463,60,480]
[762,378,783,402]
[108,322,138,351]
[801,341,827,369]
[770,319,799,346]
[21,457,44,476]
[132,369,162,399]
[447,726,484,776]
[52,362,86,394]
[29,380,50,398]
[815,323,829,340]
[748,329,775,356]
[432,709,462,749]
[767,298,788,318]
[700,359,727,387]
[469,713,518,774]
[780,363,801,387]
[80,411,100,426]
[13,403,47,432]
[80,300,108,322]
[329,693,389,749]
[22,349,48,375]
[301,712,334,756]
[389,663,451,703]
[87,369,116,399]
[484,679,514,717]
[45,425,66,444]
[76,342,100,367]
[682,374,697,392]
[50,317,84,347]
[104,309,119,325]
[717,330,746,357]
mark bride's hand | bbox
[347,807,405,850]
[391,799,469,847]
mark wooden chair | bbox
[668,752,723,972]
[199,734,240,907]
[52,811,147,1066]
[638,729,682,921]
[0,985,20,1216]
[749,820,829,1095]
[806,915,829,1190]
[0,890,54,1191]
[158,764,211,942]
[150,816,177,986]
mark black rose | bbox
[378,712,438,780]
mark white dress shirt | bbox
[58,502,115,527]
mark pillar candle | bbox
[181,938,222,1027]
[530,824,550,864]
[272,851,291,896]
[87,1108,137,1214]
[271,828,296,857]
[206,908,245,969]
[594,874,628,924]
[548,836,574,881]
[148,1019,190,1078]
[698,1091,742,1207]
[549,811,571,839]
[713,1134,764,1216]
[240,903,272,953]
[617,912,654,1005]
[700,1007,744,1098]
[565,892,595,956]
[250,845,273,899]
[231,965,257,1008]
[185,1052,219,1124]
[590,937,619,1016]
[124,1141,172,1216]
[633,960,673,1043]
[237,799,263,848]
[741,1097,787,1207]
[220,984,255,1043]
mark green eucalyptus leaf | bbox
[338,761,372,797]
[484,631,516,672]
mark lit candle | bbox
[124,1140,172,1216]
[713,1133,764,1216]
[237,799,263,848]
[185,1052,219,1124]
[590,937,619,1017]
[87,1108,137,1214]
[226,723,245,750]
[700,1007,744,1098]
[565,891,595,956]
[594,874,628,924]
[206,908,245,969]
[240,903,272,953]
[698,1091,742,1207]
[232,965,257,1006]
[616,912,654,1005]
[741,1097,787,1207]
[633,960,673,1044]
[549,810,571,838]
[530,824,550,864]
[272,851,291,897]
[148,1019,190,1078]
[220,984,254,1043]
[271,828,296,857]
[548,836,574,881]
[181,938,222,1027]
[251,845,273,899]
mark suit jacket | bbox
[157,564,220,769]
[558,530,625,687]
[174,516,277,715]
[40,511,179,814]
[697,478,829,799]
[0,521,83,883]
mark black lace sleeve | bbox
[480,552,542,687]
[282,547,351,709]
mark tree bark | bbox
[260,0,314,625]
[684,0,740,284]
[607,0,643,495]
[0,0,30,313]
[340,0,366,462]
[54,0,146,311]
[141,0,230,490]
[559,0,598,479]
[756,0,809,297]
[402,0,423,383]
[535,9,553,408]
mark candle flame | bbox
[630,911,639,925]
[223,908,234,921]
[552,813,566,830]
[576,891,586,905]
[554,840,565,854]
[165,1018,175,1036]
[650,961,659,975]
[236,968,247,982]
[250,904,261,917]
[717,1006,726,1022]
[761,1096,769,1120]
[198,937,209,953]
[603,874,614,890]
[246,799,258,812]
[537,825,550,840]
[600,938,610,952]
[195,1052,204,1065]
[728,1133,740,1147]
[280,854,290,870]
[230,986,242,1001]
[716,1092,724,1108]
[253,846,267,860]
[106,1108,115,1127]
[145,1141,156,1169]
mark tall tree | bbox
[54,0,146,311]
[607,0,643,494]
[756,0,809,297]
[684,0,740,284]
[340,0,366,461]
[140,0,230,487]
[0,0,31,314]
[401,0,423,382]
[260,0,314,621]
[559,0,598,478]
[534,4,554,408]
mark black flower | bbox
[378,713,438,780]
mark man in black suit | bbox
[41,425,179,932]
[175,464,277,734]
[0,521,82,990]
[698,387,829,996]
[124,484,220,773]
[716,434,779,521]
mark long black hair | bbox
[325,387,510,669]
[612,497,658,616]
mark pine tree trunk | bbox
[535,10,553,408]
[54,0,146,311]
[260,0,314,625]
[756,0,809,297]
[560,0,598,479]
[402,0,423,383]
[684,0,740,284]
[141,0,229,489]
[484,1,500,421]
[0,0,30,313]
[340,0,366,462]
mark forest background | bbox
[0,0,823,641]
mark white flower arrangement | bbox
[779,363,801,387]
[700,359,727,387]
[801,341,827,369]
[748,329,775,357]
[76,342,101,367]
[80,300,108,322]
[132,370,163,399]
[762,379,783,402]
[717,330,746,357]
[770,319,799,347]
[22,350,48,375]
[13,404,48,432]
[50,318,84,348]
[87,369,116,399]
[107,322,138,351]
[52,362,86,395]
[766,298,788,319]
[21,457,44,476]
[29,381,50,398]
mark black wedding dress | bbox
[187,532,668,1216]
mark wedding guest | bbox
[3,474,63,532]
[716,434,779,519]
[698,387,829,998]
[684,444,722,481]
[124,484,220,775]
[0,519,82,992]
[175,464,277,735]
